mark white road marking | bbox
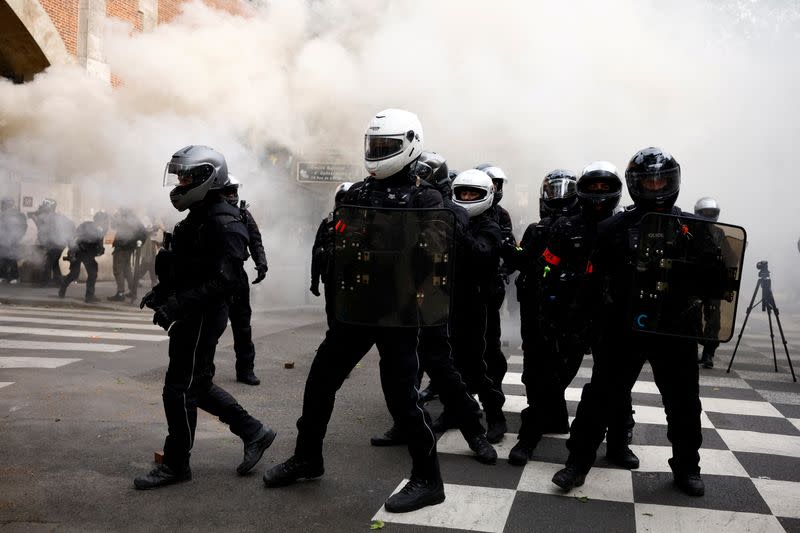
[752,478,800,519]
[0,326,165,342]
[717,429,800,458]
[517,461,634,503]
[629,445,749,476]
[0,382,13,389]
[0,305,147,318]
[0,316,160,331]
[0,357,81,369]
[634,503,785,533]
[372,480,516,533]
[0,309,152,322]
[0,340,132,352]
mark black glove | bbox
[310,282,320,297]
[252,264,268,284]
[153,296,180,332]
[140,289,156,310]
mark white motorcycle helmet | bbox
[694,197,720,221]
[452,169,495,217]
[364,109,424,179]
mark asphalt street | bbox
[0,289,799,532]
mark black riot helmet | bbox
[540,169,578,218]
[413,151,450,186]
[577,161,622,219]
[625,147,680,211]
[164,145,230,212]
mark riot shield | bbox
[333,206,455,327]
[629,213,746,342]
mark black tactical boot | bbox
[466,434,497,465]
[263,456,324,487]
[419,384,439,403]
[606,444,640,469]
[432,412,455,433]
[552,465,587,491]
[674,472,705,496]
[134,463,192,490]
[700,353,714,369]
[237,426,277,475]
[508,439,537,466]
[486,414,507,444]
[370,425,408,447]
[58,284,67,298]
[384,477,446,513]
[107,292,125,302]
[237,370,261,386]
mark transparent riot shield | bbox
[629,213,746,342]
[332,206,455,327]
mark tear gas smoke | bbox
[0,0,798,309]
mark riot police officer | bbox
[28,199,74,286]
[59,211,109,303]
[263,109,448,513]
[507,170,578,438]
[134,146,275,489]
[370,153,497,465]
[435,169,506,442]
[694,197,722,368]
[0,197,27,284]
[476,164,514,442]
[552,147,705,497]
[508,162,637,468]
[220,176,269,385]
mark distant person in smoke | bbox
[0,197,28,284]
[59,212,109,303]
[107,207,147,302]
[219,176,269,386]
[28,199,75,286]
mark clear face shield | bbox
[364,135,406,161]
[541,178,576,201]
[163,162,214,188]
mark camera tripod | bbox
[726,262,796,382]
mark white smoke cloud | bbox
[0,0,798,307]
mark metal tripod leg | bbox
[770,306,797,383]
[726,280,761,375]
[767,308,778,372]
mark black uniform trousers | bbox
[61,254,98,297]
[229,286,256,375]
[43,247,64,284]
[699,300,721,357]
[484,283,509,416]
[566,332,702,475]
[518,298,635,443]
[295,322,440,481]
[0,257,19,280]
[162,304,263,470]
[449,296,505,420]
[389,325,485,439]
[112,247,135,294]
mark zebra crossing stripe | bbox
[0,309,152,322]
[0,357,82,369]
[0,382,13,389]
[0,325,166,342]
[0,340,133,352]
[0,316,161,331]
[0,305,147,319]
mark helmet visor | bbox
[541,178,576,200]
[627,168,680,200]
[696,207,720,219]
[163,162,214,187]
[578,176,622,197]
[453,185,488,203]
[364,135,405,161]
